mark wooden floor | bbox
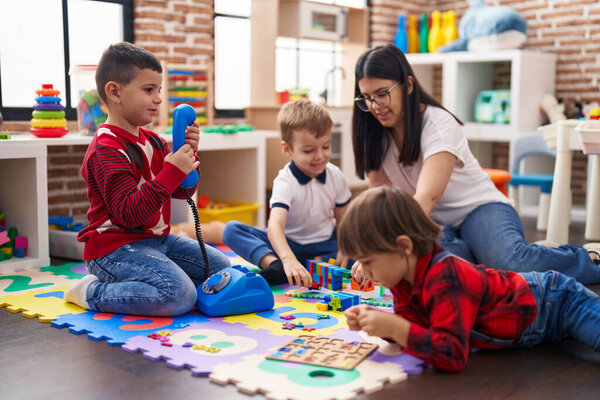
[2,217,600,400]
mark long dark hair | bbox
[352,44,462,179]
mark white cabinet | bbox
[0,142,50,272]
[327,107,366,188]
[406,50,557,143]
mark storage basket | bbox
[197,200,262,225]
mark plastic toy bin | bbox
[575,120,600,155]
[197,200,262,225]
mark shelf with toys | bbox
[0,142,49,272]
[157,63,214,131]
[405,50,557,166]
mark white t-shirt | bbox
[381,106,512,227]
[270,161,352,245]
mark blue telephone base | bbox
[196,265,274,317]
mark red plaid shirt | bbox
[391,244,537,372]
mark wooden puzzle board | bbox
[266,335,378,370]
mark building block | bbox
[14,236,28,249]
[320,292,361,312]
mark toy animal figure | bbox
[438,0,527,52]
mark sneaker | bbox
[533,239,560,248]
[584,243,600,265]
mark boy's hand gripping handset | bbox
[172,104,198,189]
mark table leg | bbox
[585,155,600,241]
[546,124,572,244]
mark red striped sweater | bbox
[77,124,198,260]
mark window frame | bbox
[0,0,134,121]
[213,11,248,119]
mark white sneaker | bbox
[533,239,560,248]
[584,243,600,265]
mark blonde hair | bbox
[338,186,441,258]
[278,99,333,146]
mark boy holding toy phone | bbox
[66,42,229,316]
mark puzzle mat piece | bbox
[123,319,284,376]
[0,286,86,322]
[41,262,88,279]
[210,354,407,400]
[52,311,208,346]
[223,298,350,337]
[0,269,79,298]
[266,335,378,370]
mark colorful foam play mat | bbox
[0,244,427,399]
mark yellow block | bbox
[30,118,67,128]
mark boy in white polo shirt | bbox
[223,99,352,286]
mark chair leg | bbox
[509,185,520,213]
[537,192,551,231]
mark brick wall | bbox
[369,0,600,204]
[47,0,215,220]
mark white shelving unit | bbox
[0,142,50,272]
[406,50,557,144]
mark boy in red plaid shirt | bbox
[339,186,600,372]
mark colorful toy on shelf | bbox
[428,10,445,53]
[474,89,511,124]
[195,265,274,317]
[30,84,68,138]
[393,14,407,53]
[0,222,27,262]
[407,15,419,53]
[166,68,209,126]
[201,123,255,134]
[77,90,108,135]
[419,13,429,53]
[443,10,459,44]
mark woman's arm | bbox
[413,151,456,215]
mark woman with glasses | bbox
[351,44,600,284]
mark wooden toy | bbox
[266,335,378,370]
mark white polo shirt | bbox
[270,161,352,245]
[381,105,512,228]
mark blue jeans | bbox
[470,271,600,350]
[516,271,600,350]
[85,235,230,316]
[439,202,600,284]
[222,221,339,267]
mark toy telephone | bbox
[196,265,274,317]
[172,104,199,189]
[172,103,210,282]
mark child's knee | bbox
[223,220,245,244]
[163,280,197,316]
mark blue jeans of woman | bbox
[438,202,600,284]
[84,235,231,316]
[222,221,339,268]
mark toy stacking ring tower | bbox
[30,84,69,138]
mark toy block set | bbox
[0,212,28,261]
[317,292,361,312]
[306,259,351,291]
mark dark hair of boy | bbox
[338,185,441,258]
[95,41,163,103]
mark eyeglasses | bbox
[354,82,401,112]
